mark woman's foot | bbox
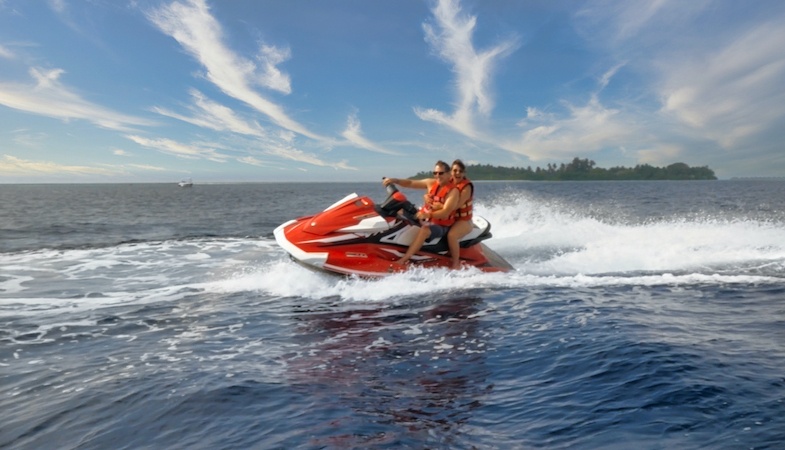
[450,260,468,270]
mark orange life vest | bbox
[453,178,473,221]
[425,181,456,226]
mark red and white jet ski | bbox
[273,182,513,277]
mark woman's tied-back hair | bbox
[435,160,450,172]
[452,159,466,172]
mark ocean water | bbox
[1,180,784,449]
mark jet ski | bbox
[273,182,513,277]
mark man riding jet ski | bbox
[273,182,513,277]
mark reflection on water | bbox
[285,296,491,447]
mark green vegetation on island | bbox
[412,158,717,181]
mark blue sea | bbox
[1,180,784,449]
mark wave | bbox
[477,193,785,277]
[210,261,783,303]
[2,191,785,317]
[4,257,780,324]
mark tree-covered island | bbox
[412,157,717,181]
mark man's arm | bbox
[429,188,459,220]
[383,177,432,190]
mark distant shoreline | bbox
[411,158,718,181]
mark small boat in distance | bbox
[178,178,193,188]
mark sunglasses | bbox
[433,171,445,175]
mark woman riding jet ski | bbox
[273,182,513,277]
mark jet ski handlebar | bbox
[377,178,419,225]
[382,178,399,195]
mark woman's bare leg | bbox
[447,221,473,269]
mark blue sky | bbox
[1,0,784,183]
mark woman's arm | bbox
[457,184,472,206]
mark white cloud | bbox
[575,0,710,47]
[658,21,785,148]
[0,67,155,131]
[148,0,325,141]
[265,144,355,170]
[636,143,682,166]
[113,149,131,156]
[570,0,785,171]
[415,0,518,138]
[506,95,642,161]
[11,129,47,148]
[598,63,626,90]
[146,0,393,168]
[0,154,118,176]
[126,134,229,162]
[0,44,14,59]
[127,163,167,172]
[153,89,266,137]
[237,156,266,167]
[341,112,398,155]
[46,0,87,36]
[47,0,66,14]
[257,45,292,94]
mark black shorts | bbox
[426,224,450,239]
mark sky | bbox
[1,0,784,183]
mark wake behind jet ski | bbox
[273,183,513,277]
